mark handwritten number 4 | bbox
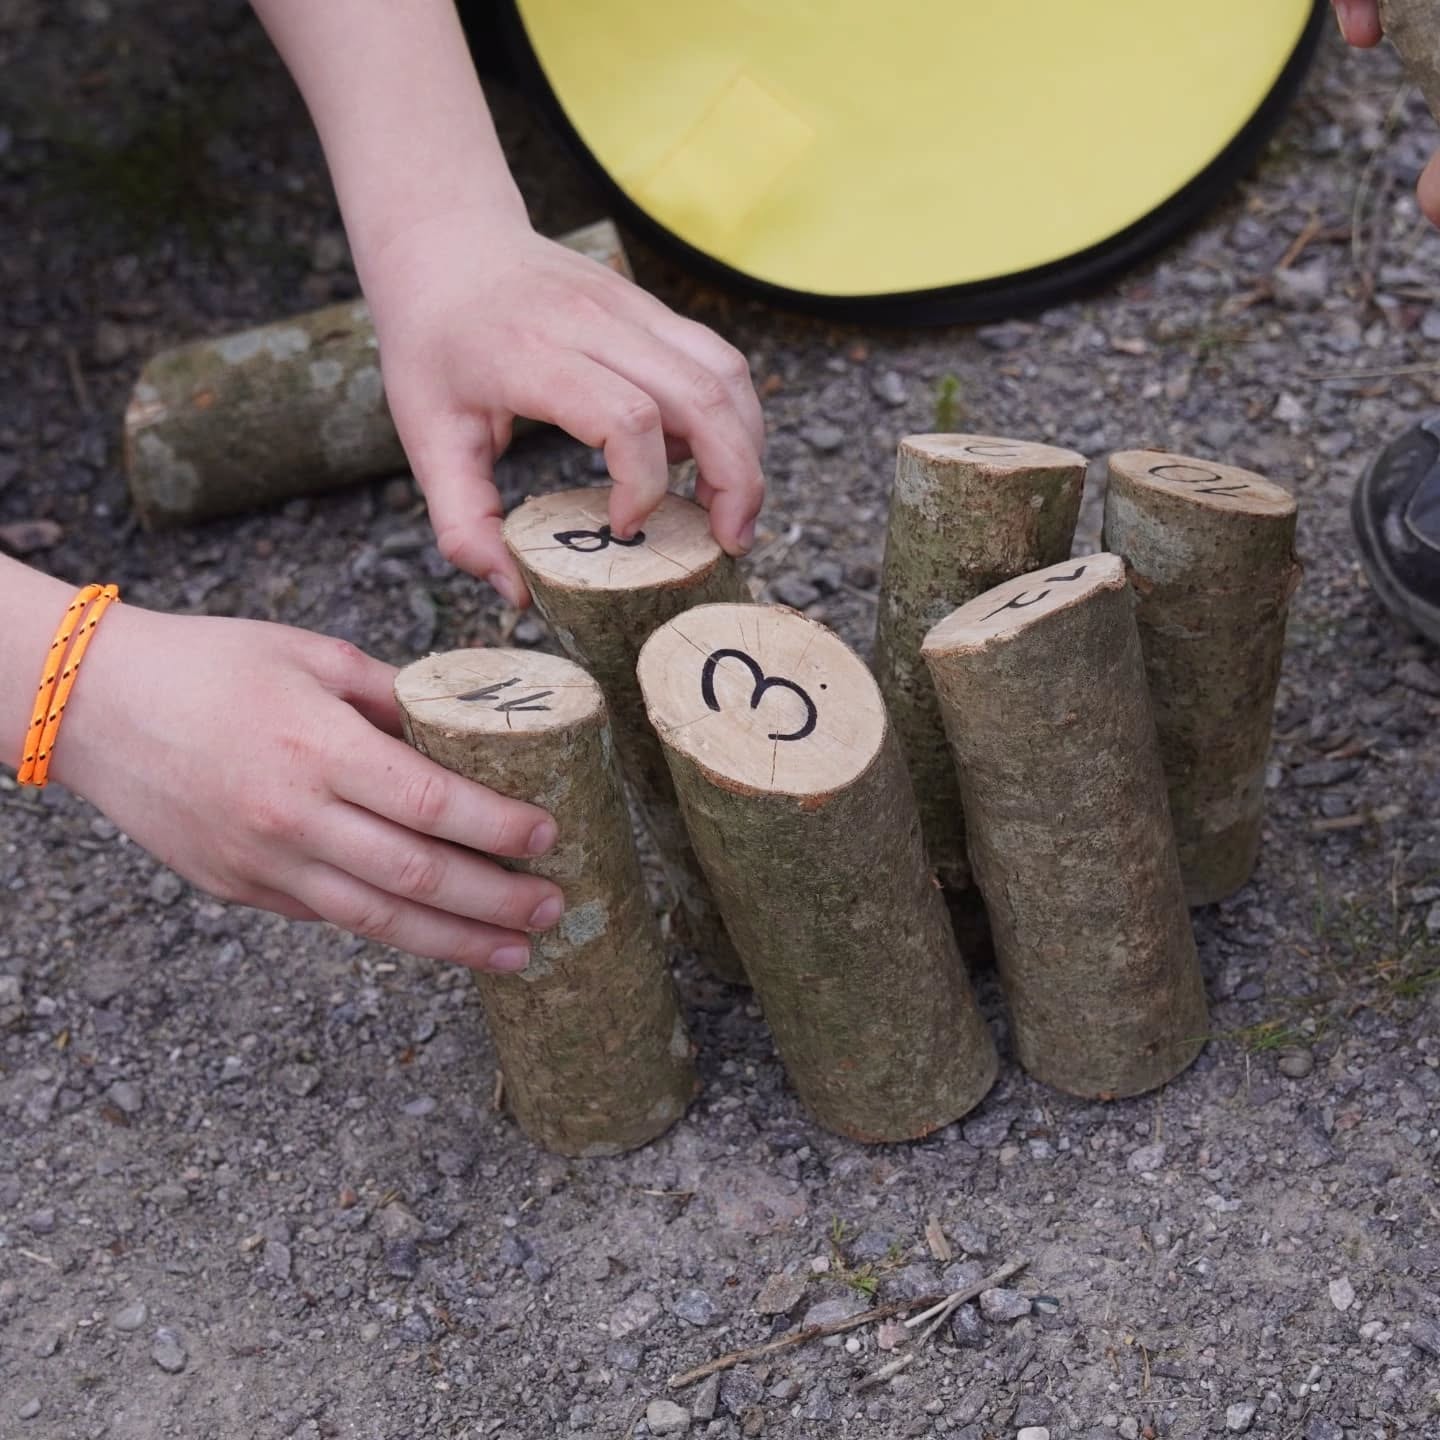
[457,678,554,712]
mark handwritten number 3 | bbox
[700,648,819,742]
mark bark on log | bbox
[1102,450,1301,906]
[504,487,751,985]
[1381,0,1440,123]
[637,602,997,1141]
[123,220,631,528]
[874,434,1085,897]
[921,554,1207,1099]
[395,647,695,1156]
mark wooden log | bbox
[637,602,997,1141]
[1102,450,1301,906]
[1380,0,1440,123]
[873,434,1085,897]
[394,647,695,1156]
[921,554,1207,1099]
[123,220,631,528]
[504,487,751,985]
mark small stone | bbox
[1273,392,1306,425]
[771,576,821,610]
[1292,760,1361,788]
[1017,1429,1050,1440]
[1397,659,1440,697]
[1278,1048,1314,1079]
[106,1080,143,1114]
[768,1378,799,1402]
[1409,1318,1440,1357]
[801,423,845,453]
[871,370,909,406]
[277,1064,320,1098]
[399,1312,432,1343]
[1119,1419,1140,1440]
[979,1287,1031,1322]
[359,1321,382,1342]
[382,477,415,512]
[692,1373,721,1422]
[146,870,185,906]
[384,1239,420,1280]
[1271,263,1328,309]
[34,1331,61,1358]
[1225,1401,1256,1433]
[1328,1276,1355,1312]
[949,1302,985,1348]
[264,1240,293,1281]
[1305,1419,1344,1440]
[17,1398,41,1421]
[646,1399,691,1435]
[809,560,845,595]
[1127,1143,1166,1173]
[755,1270,806,1315]
[151,1328,187,1374]
[672,1288,718,1326]
[218,1056,246,1085]
[26,1208,55,1235]
[521,1255,550,1286]
[0,974,20,1008]
[497,1233,531,1268]
[112,1300,148,1332]
[950,1219,990,1257]
[962,1108,1012,1149]
[93,320,131,365]
[148,1184,188,1211]
[310,230,349,273]
[512,615,546,647]
[401,1095,437,1118]
[608,1290,661,1339]
[976,321,1031,351]
[801,1386,833,1422]
[719,1369,762,1416]
[802,1294,868,1327]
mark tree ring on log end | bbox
[639,603,886,799]
[503,488,725,593]
[922,553,1129,657]
[394,649,602,737]
[900,433,1089,476]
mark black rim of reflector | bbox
[492,0,1327,326]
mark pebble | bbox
[1119,1420,1140,1439]
[1328,1275,1356,1312]
[1396,659,1440,697]
[1278,1048,1315,1079]
[962,1108,1012,1149]
[645,1399,691,1435]
[949,1302,985,1348]
[1127,1143,1166,1173]
[608,1290,661,1339]
[771,576,821,610]
[871,370,909,406]
[801,422,845,453]
[719,1368,762,1415]
[801,1386,833,1421]
[17,1398,41,1421]
[310,230,349,273]
[976,321,1031,351]
[384,1239,420,1280]
[1292,760,1361,788]
[1305,1420,1344,1440]
[26,1208,55,1234]
[151,1328,188,1374]
[979,1287,1032,1322]
[755,1270,806,1314]
[264,1240,292,1281]
[111,1300,148,1332]
[692,1373,721,1421]
[497,1232,531,1268]
[277,1064,320,1098]
[1271,263,1328,308]
[1225,1401,1256,1433]
[146,870,185,906]
[401,1095,437,1118]
[218,1056,247,1085]
[1408,1318,1440,1356]
[802,1294,868,1327]
[672,1288,718,1326]
[0,974,23,1008]
[106,1079,143,1114]
[513,615,546,647]
[1017,1429,1050,1440]
[93,320,131,364]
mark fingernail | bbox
[491,945,530,972]
[737,518,757,552]
[487,570,521,609]
[529,895,564,931]
[527,820,557,856]
[1334,0,1354,36]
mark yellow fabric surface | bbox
[513,0,1314,297]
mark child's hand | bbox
[1333,0,1440,225]
[361,210,766,607]
[54,605,563,970]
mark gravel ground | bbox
[4,7,1440,1440]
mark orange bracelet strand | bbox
[18,584,121,788]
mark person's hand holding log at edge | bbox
[1,0,765,968]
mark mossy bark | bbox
[124,220,630,528]
[651,729,997,1142]
[923,558,1207,1099]
[1102,456,1301,905]
[397,656,695,1156]
[873,437,1085,897]
[512,546,752,985]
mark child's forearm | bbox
[249,0,527,271]
[0,556,81,775]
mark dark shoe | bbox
[1352,415,1440,645]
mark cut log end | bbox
[1106,450,1296,520]
[638,603,887,800]
[503,488,724,594]
[900,433,1088,476]
[394,649,600,737]
[922,553,1128,659]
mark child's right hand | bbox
[1333,0,1440,225]
[52,605,563,971]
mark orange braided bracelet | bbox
[18,584,120,788]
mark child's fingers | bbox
[575,321,764,555]
[500,349,671,540]
[1333,0,1382,47]
[1420,150,1440,228]
[295,864,534,971]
